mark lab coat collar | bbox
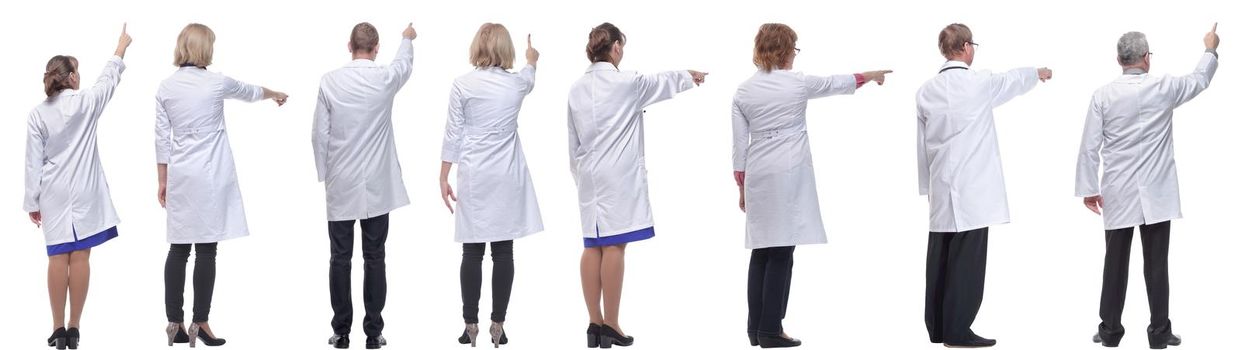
[586,61,619,73]
[346,58,378,68]
[939,60,970,72]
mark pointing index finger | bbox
[527,34,532,48]
[1212,22,1218,33]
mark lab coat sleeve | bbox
[1074,96,1105,197]
[154,96,173,164]
[24,114,45,212]
[731,99,749,172]
[83,55,126,118]
[635,70,695,108]
[803,73,857,99]
[1165,52,1218,108]
[312,86,331,182]
[518,64,537,95]
[386,38,415,91]
[567,104,581,184]
[988,67,1039,107]
[916,109,930,196]
[441,83,466,163]
[220,75,265,102]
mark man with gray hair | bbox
[1075,24,1220,349]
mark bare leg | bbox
[580,247,604,325]
[601,244,627,336]
[67,249,91,328]
[48,253,70,331]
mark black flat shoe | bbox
[47,327,67,350]
[944,334,996,348]
[65,328,80,350]
[1149,334,1181,349]
[757,334,801,348]
[747,331,759,346]
[586,324,601,348]
[365,335,387,349]
[1093,332,1119,347]
[329,334,350,349]
[598,325,633,348]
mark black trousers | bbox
[329,214,389,337]
[1098,220,1173,345]
[925,227,988,343]
[747,246,795,336]
[165,243,217,323]
[460,240,515,324]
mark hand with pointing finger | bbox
[116,23,133,58]
[526,34,540,67]
[403,22,417,40]
[688,70,708,86]
[1205,22,1220,50]
[862,70,893,86]
[1037,67,1053,82]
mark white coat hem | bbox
[1103,215,1181,231]
[456,226,544,244]
[167,232,248,245]
[928,220,1006,233]
[325,201,409,222]
[746,239,827,250]
[583,222,655,239]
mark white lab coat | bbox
[442,65,544,243]
[916,61,1039,232]
[24,55,125,245]
[313,38,413,222]
[1075,52,1218,230]
[732,70,856,249]
[155,67,265,244]
[567,62,695,238]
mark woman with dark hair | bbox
[567,22,707,348]
[731,23,890,348]
[24,24,131,350]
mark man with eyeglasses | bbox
[915,23,1053,348]
[1075,24,1220,349]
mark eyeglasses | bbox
[966,41,979,47]
[794,48,802,54]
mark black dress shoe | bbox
[757,334,801,348]
[747,331,759,346]
[65,328,80,350]
[598,325,633,348]
[329,334,350,349]
[586,324,601,348]
[1093,332,1119,347]
[1149,334,1181,349]
[365,335,387,349]
[47,327,67,350]
[944,334,996,348]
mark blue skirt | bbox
[47,226,118,256]
[584,226,654,248]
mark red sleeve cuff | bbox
[854,73,866,88]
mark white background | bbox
[1,0,1238,349]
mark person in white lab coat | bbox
[1076,25,1219,349]
[568,22,707,348]
[24,25,131,350]
[155,23,288,348]
[915,23,1052,348]
[437,23,541,348]
[313,22,415,350]
[731,23,891,349]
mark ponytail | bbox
[585,22,625,63]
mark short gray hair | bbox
[1117,31,1149,65]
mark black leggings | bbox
[165,243,217,323]
[461,240,514,324]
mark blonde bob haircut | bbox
[753,23,797,72]
[174,23,216,67]
[470,23,516,70]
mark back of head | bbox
[470,23,516,69]
[938,23,972,60]
[350,22,380,54]
[175,23,216,67]
[43,55,78,97]
[585,22,625,63]
[1117,31,1149,66]
[753,23,798,72]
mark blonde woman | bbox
[25,24,130,350]
[568,22,707,348]
[439,23,542,348]
[732,23,890,348]
[156,23,287,347]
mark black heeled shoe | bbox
[747,331,759,346]
[329,334,350,349]
[187,323,226,347]
[586,324,601,348]
[598,324,633,348]
[458,324,478,347]
[65,328,80,350]
[489,323,507,347]
[757,334,802,348]
[47,327,67,350]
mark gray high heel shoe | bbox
[456,323,479,347]
[165,323,182,347]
